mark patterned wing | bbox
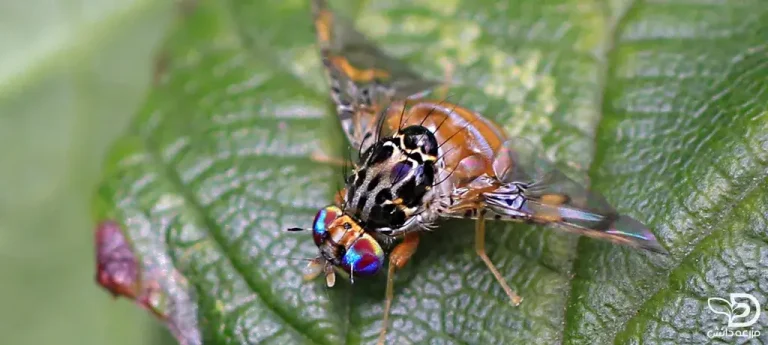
[311,0,438,155]
[482,138,667,254]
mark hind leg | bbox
[475,209,523,306]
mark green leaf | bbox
[94,0,768,344]
[0,0,174,344]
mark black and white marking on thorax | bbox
[344,125,449,235]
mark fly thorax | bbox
[346,125,440,231]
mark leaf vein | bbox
[561,0,640,343]
[143,136,329,345]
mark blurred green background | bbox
[0,1,176,344]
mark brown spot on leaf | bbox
[94,220,202,345]
[94,221,166,320]
[95,220,141,299]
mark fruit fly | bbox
[287,1,668,344]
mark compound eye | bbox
[341,234,384,276]
[312,206,342,246]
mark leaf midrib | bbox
[572,0,768,343]
[558,0,638,343]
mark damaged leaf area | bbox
[94,0,768,344]
[95,221,201,345]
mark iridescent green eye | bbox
[312,206,341,246]
[341,234,384,276]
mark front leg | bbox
[377,232,420,345]
[333,188,347,207]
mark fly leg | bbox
[310,150,356,168]
[475,208,523,306]
[333,188,347,207]
[377,232,420,345]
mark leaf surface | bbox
[94,0,768,344]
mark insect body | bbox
[289,1,669,344]
[344,124,440,231]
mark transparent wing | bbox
[312,0,437,155]
[484,138,667,254]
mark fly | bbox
[286,2,669,345]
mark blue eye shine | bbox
[341,235,385,276]
[312,206,341,245]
